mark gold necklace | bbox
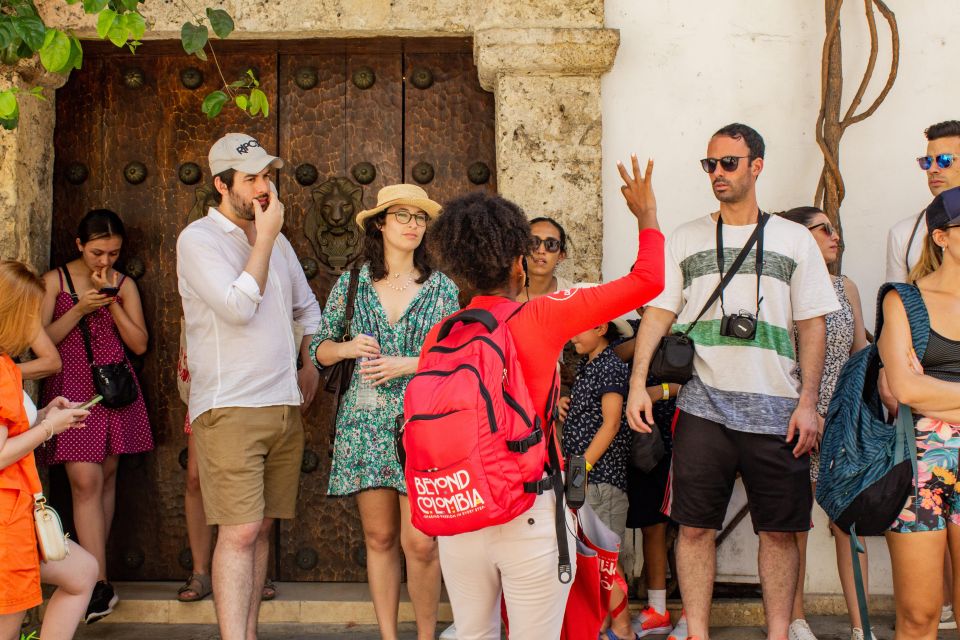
[383,270,415,292]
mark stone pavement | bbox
[70,614,957,639]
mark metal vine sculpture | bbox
[815,0,899,268]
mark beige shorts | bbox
[191,405,304,526]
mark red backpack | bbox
[402,302,566,541]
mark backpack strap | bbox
[436,309,499,340]
[875,282,931,358]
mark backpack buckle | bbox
[523,476,554,495]
[506,424,543,453]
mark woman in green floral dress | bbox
[310,184,459,640]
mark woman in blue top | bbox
[310,184,459,640]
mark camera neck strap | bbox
[716,210,767,317]
[680,211,768,337]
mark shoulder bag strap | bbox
[341,268,360,342]
[61,267,96,366]
[682,213,769,336]
[903,210,925,274]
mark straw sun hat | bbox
[354,184,442,230]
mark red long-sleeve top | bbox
[421,228,665,426]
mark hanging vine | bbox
[815,0,899,270]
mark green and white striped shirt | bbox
[650,213,839,435]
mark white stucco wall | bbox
[602,0,960,597]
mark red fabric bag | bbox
[561,503,626,640]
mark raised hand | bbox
[617,154,659,232]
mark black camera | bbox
[720,310,758,340]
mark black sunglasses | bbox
[808,222,837,236]
[700,155,751,174]
[917,154,957,170]
[531,236,563,253]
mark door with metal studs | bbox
[49,38,495,581]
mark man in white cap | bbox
[176,133,321,640]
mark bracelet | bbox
[661,383,670,401]
[39,420,54,442]
[585,461,593,472]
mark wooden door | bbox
[49,38,494,581]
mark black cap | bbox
[926,186,960,233]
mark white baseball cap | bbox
[208,133,284,176]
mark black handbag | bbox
[320,267,361,399]
[61,267,139,409]
[650,213,769,384]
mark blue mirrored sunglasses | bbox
[917,154,957,170]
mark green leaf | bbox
[201,90,228,119]
[12,14,45,51]
[121,12,145,40]
[106,21,126,46]
[235,94,248,111]
[250,88,268,118]
[66,0,82,5]
[180,21,208,55]
[29,86,46,100]
[0,90,18,118]
[246,68,259,87]
[39,29,71,73]
[96,9,116,40]
[228,79,247,88]
[119,0,140,10]
[205,8,233,39]
[0,18,16,49]
[67,34,83,70]
[81,0,108,13]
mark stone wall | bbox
[3,0,619,281]
[0,59,64,271]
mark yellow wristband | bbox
[661,383,670,401]
[585,461,593,472]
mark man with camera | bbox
[177,133,322,640]
[623,123,838,640]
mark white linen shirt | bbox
[177,207,322,419]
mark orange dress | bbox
[0,353,43,615]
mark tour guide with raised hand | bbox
[412,163,663,639]
[176,133,322,640]
[624,123,839,640]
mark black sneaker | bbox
[84,580,119,624]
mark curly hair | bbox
[362,212,433,284]
[428,192,532,293]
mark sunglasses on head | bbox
[531,236,563,253]
[808,221,837,236]
[917,154,957,170]
[700,155,751,174]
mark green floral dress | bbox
[310,264,459,496]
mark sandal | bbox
[261,579,277,601]
[177,573,212,602]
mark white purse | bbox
[33,493,69,563]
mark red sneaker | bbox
[630,606,672,637]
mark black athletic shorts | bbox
[669,411,812,533]
[626,453,671,529]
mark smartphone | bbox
[99,287,120,296]
[77,395,103,410]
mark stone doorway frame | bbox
[1,1,618,283]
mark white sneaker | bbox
[941,604,958,630]
[666,612,688,640]
[850,628,879,640]
[440,623,457,639]
[788,618,818,640]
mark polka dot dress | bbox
[38,272,153,465]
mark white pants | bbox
[438,490,577,640]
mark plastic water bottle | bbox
[356,334,378,410]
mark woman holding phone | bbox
[0,259,99,639]
[38,209,153,624]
